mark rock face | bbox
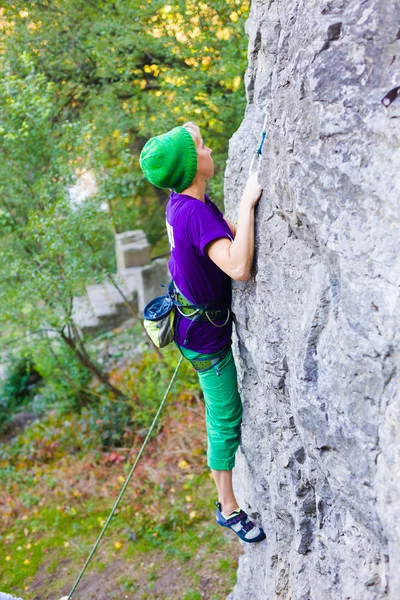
[225,1,400,598]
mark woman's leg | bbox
[211,468,239,516]
[203,368,266,540]
[177,345,266,542]
[194,348,243,516]
[178,345,243,513]
[196,349,242,471]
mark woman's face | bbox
[197,137,214,180]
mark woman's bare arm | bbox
[206,173,262,281]
[223,216,237,238]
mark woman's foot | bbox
[215,501,266,543]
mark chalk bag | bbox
[143,288,175,348]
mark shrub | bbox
[0,354,41,433]
[30,339,93,413]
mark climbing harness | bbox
[172,283,231,346]
[249,109,268,175]
[167,285,232,373]
[172,284,230,324]
[178,343,230,374]
[205,310,231,328]
[143,281,232,348]
[64,355,183,600]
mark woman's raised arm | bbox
[206,172,262,281]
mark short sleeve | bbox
[187,202,233,256]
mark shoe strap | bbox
[225,510,248,525]
[242,520,255,533]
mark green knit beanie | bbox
[139,126,198,193]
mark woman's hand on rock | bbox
[241,171,263,208]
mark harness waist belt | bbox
[185,345,230,373]
[173,289,230,323]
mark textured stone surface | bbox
[116,230,151,269]
[122,258,170,312]
[72,229,170,334]
[225,1,400,598]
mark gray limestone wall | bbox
[225,1,400,598]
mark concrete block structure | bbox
[72,231,169,335]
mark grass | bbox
[0,339,242,599]
[2,460,241,599]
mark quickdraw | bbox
[249,109,268,175]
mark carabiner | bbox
[248,110,268,175]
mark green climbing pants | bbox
[178,345,243,471]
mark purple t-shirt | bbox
[166,191,234,353]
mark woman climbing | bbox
[139,122,265,543]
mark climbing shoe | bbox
[215,501,266,543]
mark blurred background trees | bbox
[0,0,249,414]
[0,5,251,588]
[1,0,249,241]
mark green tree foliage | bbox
[1,0,249,233]
[0,52,122,397]
[0,1,250,394]
[0,353,40,432]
